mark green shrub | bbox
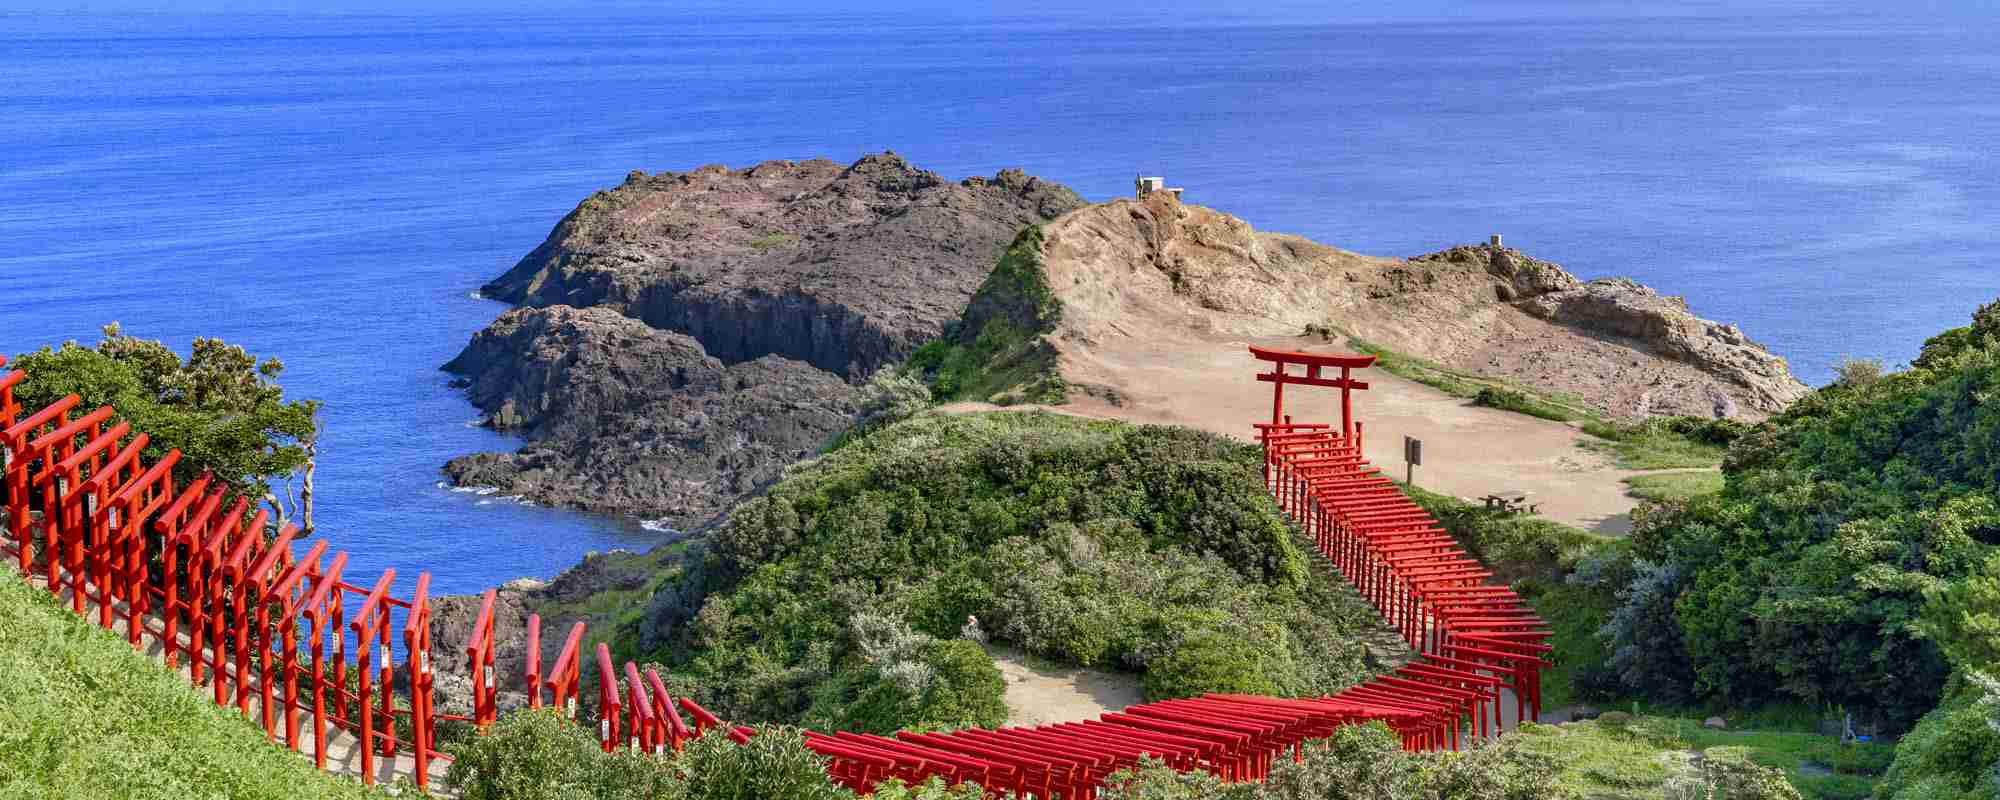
[1142,630,1279,701]
[1099,756,1255,800]
[1473,385,1579,422]
[1875,675,2000,800]
[669,728,847,800]
[447,714,855,800]
[637,412,1376,730]
[803,618,1006,734]
[866,777,989,800]
[1594,301,2000,728]
[1258,722,1569,800]
[448,708,602,800]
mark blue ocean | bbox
[3,6,1996,596]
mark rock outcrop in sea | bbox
[444,153,1087,526]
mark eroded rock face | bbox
[480,153,1088,379]
[1519,278,1804,413]
[446,154,1083,525]
[1035,193,1806,419]
[442,305,860,525]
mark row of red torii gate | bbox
[0,346,1547,797]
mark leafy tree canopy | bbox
[1599,300,2000,728]
[10,324,321,531]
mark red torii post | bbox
[1249,346,1377,444]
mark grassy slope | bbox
[0,574,384,800]
[1519,717,1894,800]
[905,226,1066,405]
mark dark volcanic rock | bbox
[481,153,1088,379]
[443,305,860,526]
[446,153,1083,526]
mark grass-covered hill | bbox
[0,569,387,799]
[624,410,1383,733]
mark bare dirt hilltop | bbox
[924,191,1808,532]
[1022,191,1806,421]
[444,153,1086,527]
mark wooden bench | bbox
[1480,491,1538,515]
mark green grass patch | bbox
[1622,471,1725,502]
[1316,326,1745,471]
[1472,386,1583,423]
[748,232,793,251]
[1577,418,1740,470]
[0,573,388,799]
[1517,716,1894,800]
[907,226,1066,405]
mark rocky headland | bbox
[444,156,1805,528]
[443,153,1087,527]
[963,191,1807,420]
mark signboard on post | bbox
[1404,436,1422,486]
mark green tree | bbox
[1923,551,2000,673]
[10,324,322,533]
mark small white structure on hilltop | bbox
[1135,175,1184,201]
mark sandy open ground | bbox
[947,333,1651,535]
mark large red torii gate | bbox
[1249,346,1376,442]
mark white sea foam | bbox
[639,519,680,534]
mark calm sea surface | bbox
[2,8,1995,595]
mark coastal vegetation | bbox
[448,710,983,800]
[627,411,1380,733]
[1096,717,1832,800]
[1493,301,2000,800]
[8,324,323,534]
[1622,471,1725,503]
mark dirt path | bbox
[987,645,1145,727]
[945,333,1659,534]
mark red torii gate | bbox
[1249,346,1376,443]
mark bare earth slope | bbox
[939,192,1808,533]
[1039,192,1806,420]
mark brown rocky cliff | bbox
[1036,192,1805,419]
[446,154,1085,526]
[480,153,1086,380]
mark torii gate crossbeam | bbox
[1249,346,1377,442]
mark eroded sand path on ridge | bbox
[944,333,1649,534]
[988,645,1145,727]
